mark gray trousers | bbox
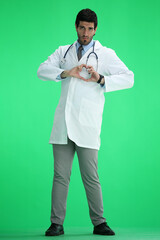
[50,137,106,226]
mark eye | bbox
[79,26,85,30]
[89,27,94,31]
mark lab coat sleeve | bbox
[37,47,64,82]
[102,49,134,92]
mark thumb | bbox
[79,64,87,71]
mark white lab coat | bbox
[37,40,134,150]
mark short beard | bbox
[78,37,93,45]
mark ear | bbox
[75,23,78,30]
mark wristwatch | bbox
[97,74,105,86]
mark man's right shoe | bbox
[93,222,115,235]
[45,223,64,236]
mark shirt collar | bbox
[76,39,94,52]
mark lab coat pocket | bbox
[79,98,102,130]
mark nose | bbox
[83,28,89,36]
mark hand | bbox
[86,65,100,82]
[61,64,87,81]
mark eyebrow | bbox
[79,25,94,29]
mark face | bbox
[75,21,97,45]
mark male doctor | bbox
[37,8,134,236]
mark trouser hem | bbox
[93,220,106,227]
[51,218,64,225]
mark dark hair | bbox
[75,8,97,29]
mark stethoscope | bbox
[60,41,98,71]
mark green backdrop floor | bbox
[0,228,160,240]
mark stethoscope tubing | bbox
[62,41,98,71]
[63,43,74,59]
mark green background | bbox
[0,0,160,233]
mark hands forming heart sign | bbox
[61,64,103,83]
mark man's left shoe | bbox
[45,223,64,236]
[93,222,115,235]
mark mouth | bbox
[82,37,88,40]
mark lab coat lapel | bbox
[66,41,78,65]
[78,40,102,64]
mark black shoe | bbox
[45,223,64,236]
[93,222,115,235]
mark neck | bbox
[77,39,93,46]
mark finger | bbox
[87,69,94,74]
[80,77,88,81]
[78,65,85,71]
[86,79,91,82]
[79,64,87,70]
[80,64,87,68]
[87,67,95,73]
[77,74,87,81]
[87,65,94,70]
[88,68,94,72]
[86,65,92,68]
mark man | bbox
[37,8,134,236]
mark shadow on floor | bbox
[0,228,160,240]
